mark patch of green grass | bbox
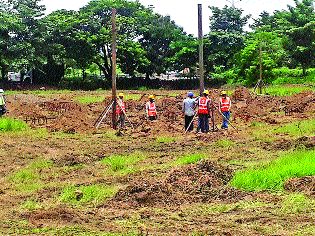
[156,136,177,144]
[74,95,105,104]
[230,149,315,192]
[59,184,118,206]
[138,86,148,91]
[250,121,266,127]
[265,85,313,96]
[281,193,315,214]
[8,159,53,192]
[184,200,268,215]
[100,152,146,175]
[215,139,235,148]
[273,119,315,137]
[0,118,29,132]
[175,153,206,165]
[124,94,142,100]
[20,199,42,211]
[6,89,72,96]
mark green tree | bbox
[235,32,286,85]
[280,0,315,74]
[205,6,250,72]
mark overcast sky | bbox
[41,0,296,35]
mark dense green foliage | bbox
[0,0,314,87]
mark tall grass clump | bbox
[100,152,146,175]
[230,149,315,192]
[59,184,118,206]
[0,118,29,132]
[175,153,206,165]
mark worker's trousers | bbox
[221,111,230,129]
[198,114,209,133]
[184,115,194,131]
[117,114,125,128]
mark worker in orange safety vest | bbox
[146,95,157,121]
[116,92,126,128]
[219,91,231,129]
[197,90,211,133]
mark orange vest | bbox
[198,97,210,115]
[220,97,231,112]
[116,100,126,115]
[147,102,157,116]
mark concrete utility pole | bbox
[198,4,204,95]
[111,8,117,129]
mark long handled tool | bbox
[184,112,198,134]
[216,107,237,130]
[116,100,134,130]
[95,101,114,129]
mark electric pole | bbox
[198,4,204,95]
[111,8,117,129]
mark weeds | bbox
[156,136,177,144]
[101,152,146,175]
[8,159,53,192]
[20,199,42,211]
[75,95,105,104]
[175,153,206,165]
[281,193,315,214]
[273,119,315,137]
[215,139,235,148]
[59,184,118,206]
[0,118,29,132]
[230,149,315,191]
[265,85,313,96]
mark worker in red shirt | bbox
[219,91,231,129]
[197,90,211,133]
[146,95,157,121]
[116,92,126,128]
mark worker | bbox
[116,92,126,128]
[197,90,211,133]
[219,91,231,129]
[183,91,196,131]
[0,89,6,116]
[146,95,157,121]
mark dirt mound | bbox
[284,176,315,196]
[232,87,252,101]
[283,91,315,115]
[24,207,86,227]
[113,160,246,206]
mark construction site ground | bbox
[0,87,315,235]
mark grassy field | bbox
[0,87,314,235]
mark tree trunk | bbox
[302,67,307,76]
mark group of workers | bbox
[115,92,158,128]
[115,90,231,132]
[183,90,231,133]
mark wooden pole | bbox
[111,8,117,129]
[198,4,204,95]
[259,45,262,94]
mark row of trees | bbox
[0,0,314,86]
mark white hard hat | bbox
[0,89,4,93]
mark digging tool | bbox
[210,104,219,132]
[95,101,114,129]
[185,112,198,134]
[215,106,237,130]
[116,100,134,130]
